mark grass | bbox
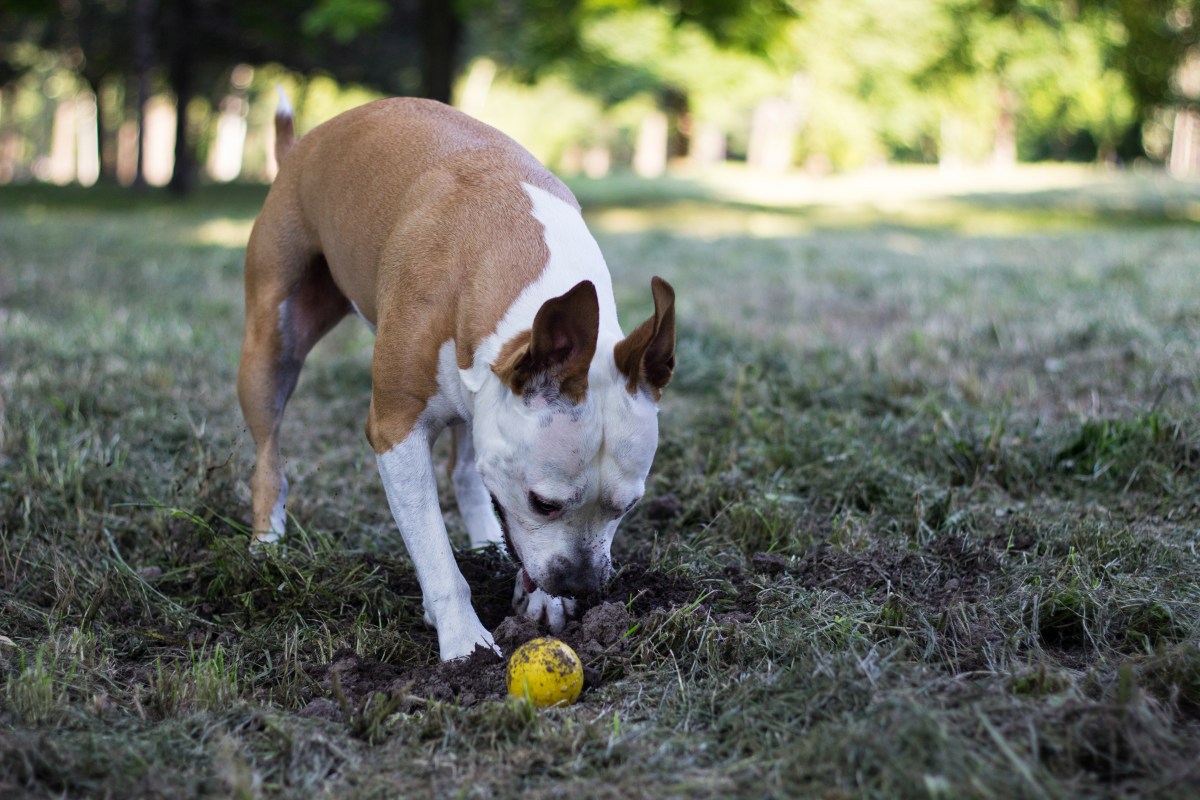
[2,165,1199,799]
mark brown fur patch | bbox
[613,277,676,400]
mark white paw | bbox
[437,617,501,662]
[249,531,283,554]
[268,489,288,539]
[513,573,577,632]
[250,486,288,549]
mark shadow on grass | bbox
[0,181,270,217]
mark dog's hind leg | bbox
[238,222,350,543]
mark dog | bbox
[237,93,675,661]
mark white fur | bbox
[350,300,376,333]
[275,86,293,118]
[377,431,498,661]
[268,478,288,538]
[451,422,505,549]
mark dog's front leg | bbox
[376,427,499,661]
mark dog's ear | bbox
[493,280,600,402]
[614,276,675,399]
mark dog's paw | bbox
[248,533,285,557]
[513,571,577,632]
[438,619,501,662]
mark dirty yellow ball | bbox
[506,637,584,707]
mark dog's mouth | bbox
[490,492,537,592]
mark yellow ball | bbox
[505,637,584,707]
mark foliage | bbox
[300,0,392,44]
[1107,0,1200,111]
[0,0,1197,182]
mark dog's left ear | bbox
[493,280,600,402]
[614,276,675,399]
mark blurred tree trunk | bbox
[132,0,155,190]
[419,0,462,104]
[991,85,1017,170]
[0,84,19,183]
[90,78,110,181]
[662,87,690,161]
[748,98,798,173]
[1170,107,1200,176]
[85,76,119,182]
[1169,51,1200,177]
[633,110,668,177]
[167,0,196,195]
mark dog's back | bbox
[258,99,576,346]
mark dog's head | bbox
[474,277,675,599]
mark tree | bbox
[914,0,1138,165]
[1101,0,1200,172]
[1,0,796,189]
[1,0,442,192]
[1103,0,1199,113]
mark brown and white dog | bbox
[238,93,676,661]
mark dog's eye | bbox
[528,491,564,517]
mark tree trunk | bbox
[167,0,197,195]
[633,111,668,178]
[661,87,690,161]
[0,84,21,183]
[1169,53,1200,177]
[747,98,797,173]
[419,0,462,104]
[89,77,117,182]
[1169,105,1200,177]
[132,0,155,190]
[991,85,1017,171]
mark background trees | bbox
[0,0,1197,190]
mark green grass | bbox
[2,166,1200,798]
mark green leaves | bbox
[300,0,391,44]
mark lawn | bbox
[2,166,1199,799]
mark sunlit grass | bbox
[578,163,1200,236]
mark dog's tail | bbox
[274,86,296,167]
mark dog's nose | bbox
[542,555,608,599]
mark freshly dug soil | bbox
[304,549,718,713]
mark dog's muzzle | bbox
[489,492,610,601]
[539,553,610,600]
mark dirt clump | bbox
[579,602,632,653]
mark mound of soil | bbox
[303,551,719,714]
